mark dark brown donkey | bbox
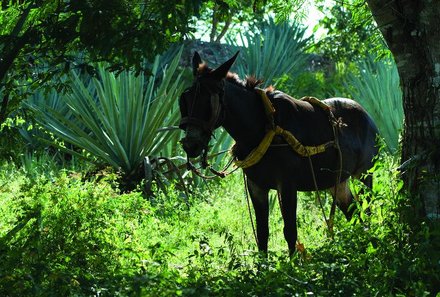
[179,52,378,255]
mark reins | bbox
[186,151,239,179]
[243,174,260,248]
[307,120,343,236]
[300,95,345,236]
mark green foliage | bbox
[230,19,310,87]
[264,0,308,23]
[197,0,263,42]
[0,113,28,161]
[1,0,200,73]
[0,165,146,296]
[194,0,307,43]
[1,152,439,296]
[0,0,201,124]
[275,64,351,100]
[344,56,403,152]
[313,0,385,64]
[25,49,185,184]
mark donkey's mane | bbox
[226,72,265,90]
[197,63,270,91]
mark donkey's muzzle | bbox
[181,136,205,158]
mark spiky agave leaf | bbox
[231,18,310,87]
[344,56,403,152]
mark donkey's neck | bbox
[222,81,267,158]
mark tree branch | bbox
[0,1,37,83]
[209,4,219,43]
[215,15,233,43]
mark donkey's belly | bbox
[243,148,352,191]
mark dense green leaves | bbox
[194,0,307,43]
[314,0,385,64]
[0,0,201,123]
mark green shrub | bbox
[1,151,439,296]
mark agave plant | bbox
[230,18,310,87]
[344,56,403,152]
[26,48,185,183]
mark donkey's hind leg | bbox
[329,179,355,220]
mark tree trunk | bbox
[366,0,440,220]
[0,2,35,125]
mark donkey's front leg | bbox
[278,183,298,256]
[247,178,269,254]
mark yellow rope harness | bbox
[234,88,335,169]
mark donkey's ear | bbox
[192,51,203,76]
[211,51,239,80]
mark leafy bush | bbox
[26,48,185,185]
[0,164,161,296]
[1,151,439,296]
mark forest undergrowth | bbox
[0,152,439,296]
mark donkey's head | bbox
[179,51,238,158]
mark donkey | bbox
[178,52,378,254]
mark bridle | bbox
[179,79,236,177]
[179,79,225,137]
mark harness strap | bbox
[235,90,336,169]
[300,96,331,113]
[256,88,276,129]
[180,117,212,132]
[179,92,223,133]
[234,125,335,168]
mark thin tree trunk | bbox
[209,4,219,43]
[0,2,36,125]
[366,0,440,220]
[0,2,34,82]
[215,15,232,43]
